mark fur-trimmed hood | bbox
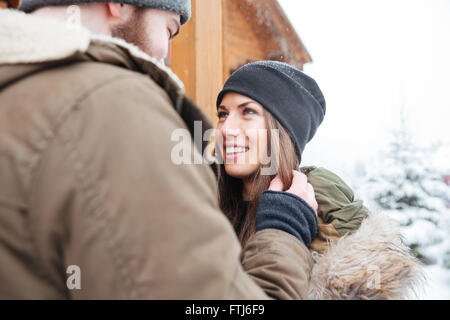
[309,213,425,299]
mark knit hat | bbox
[19,0,191,25]
[217,61,326,162]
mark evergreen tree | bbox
[372,112,448,214]
[361,108,450,267]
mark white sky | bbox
[278,0,450,174]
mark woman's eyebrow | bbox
[237,101,256,108]
[219,101,257,110]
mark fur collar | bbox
[0,9,184,92]
[309,213,425,299]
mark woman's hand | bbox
[268,171,318,215]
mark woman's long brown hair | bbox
[217,110,300,248]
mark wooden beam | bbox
[0,0,20,8]
[171,5,196,99]
[172,0,223,123]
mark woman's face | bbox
[216,92,268,179]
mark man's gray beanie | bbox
[19,0,191,25]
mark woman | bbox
[214,61,424,299]
[215,61,326,248]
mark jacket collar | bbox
[0,9,185,111]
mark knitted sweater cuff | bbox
[255,190,318,247]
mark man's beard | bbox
[111,9,152,56]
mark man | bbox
[0,1,319,298]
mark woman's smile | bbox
[224,145,250,162]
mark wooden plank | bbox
[0,0,21,8]
[222,0,267,78]
[171,2,197,102]
[194,0,223,123]
[172,0,223,123]
[222,0,310,73]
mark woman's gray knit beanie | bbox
[19,0,191,25]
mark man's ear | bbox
[107,2,123,18]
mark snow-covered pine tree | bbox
[364,108,450,267]
[373,113,447,213]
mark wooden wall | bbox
[172,0,310,124]
[222,0,279,80]
[223,0,310,76]
[222,0,266,80]
[172,0,223,123]
[1,0,20,8]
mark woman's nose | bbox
[223,128,240,137]
[220,116,242,137]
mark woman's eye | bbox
[243,108,256,115]
[218,111,228,119]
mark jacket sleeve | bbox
[31,75,313,299]
[303,166,369,236]
[241,229,313,299]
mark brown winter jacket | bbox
[0,10,313,299]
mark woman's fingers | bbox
[268,171,318,215]
[287,171,318,214]
[287,170,307,195]
[268,175,284,191]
